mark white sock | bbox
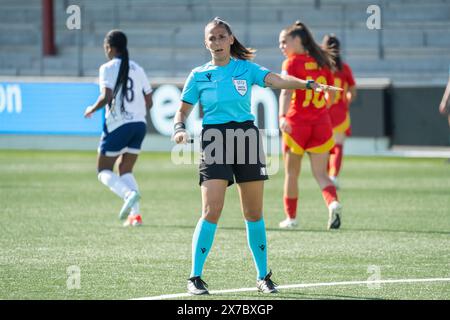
[120,173,140,215]
[97,170,131,199]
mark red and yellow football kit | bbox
[328,63,355,136]
[281,53,335,155]
[327,62,356,178]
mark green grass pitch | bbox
[0,150,449,300]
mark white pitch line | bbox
[132,277,450,300]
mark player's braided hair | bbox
[206,17,256,60]
[285,21,334,69]
[323,34,343,71]
[105,30,129,114]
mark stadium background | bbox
[0,0,449,151]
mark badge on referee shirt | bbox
[233,79,247,96]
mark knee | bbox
[202,202,223,223]
[285,164,300,178]
[243,209,263,222]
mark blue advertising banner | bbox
[0,82,103,135]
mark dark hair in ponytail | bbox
[205,17,256,60]
[322,34,342,71]
[105,29,129,114]
[284,21,334,69]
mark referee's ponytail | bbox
[105,30,129,114]
[206,17,256,60]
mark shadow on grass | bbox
[158,224,450,236]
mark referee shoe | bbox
[187,276,209,295]
[256,270,278,294]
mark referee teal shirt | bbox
[181,58,271,125]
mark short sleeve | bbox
[249,61,271,87]
[139,67,152,95]
[180,71,199,105]
[99,64,115,90]
[344,64,356,87]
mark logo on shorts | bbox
[260,167,267,176]
[233,79,247,96]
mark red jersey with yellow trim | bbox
[330,62,355,111]
[281,53,334,124]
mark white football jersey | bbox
[99,58,152,132]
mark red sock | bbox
[328,144,343,177]
[322,185,338,206]
[283,197,298,219]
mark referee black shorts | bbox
[199,120,268,187]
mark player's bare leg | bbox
[310,152,342,229]
[280,150,302,228]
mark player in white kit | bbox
[84,30,153,227]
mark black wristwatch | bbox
[306,79,315,89]
[173,122,186,135]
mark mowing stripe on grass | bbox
[132,277,450,300]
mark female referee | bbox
[278,21,342,230]
[173,17,340,295]
[84,30,153,227]
[322,34,357,189]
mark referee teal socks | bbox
[190,217,268,280]
[245,218,268,280]
[190,218,217,278]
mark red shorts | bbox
[282,120,335,155]
[329,106,351,136]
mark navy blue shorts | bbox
[98,122,147,157]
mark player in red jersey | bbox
[322,34,357,189]
[278,21,342,230]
